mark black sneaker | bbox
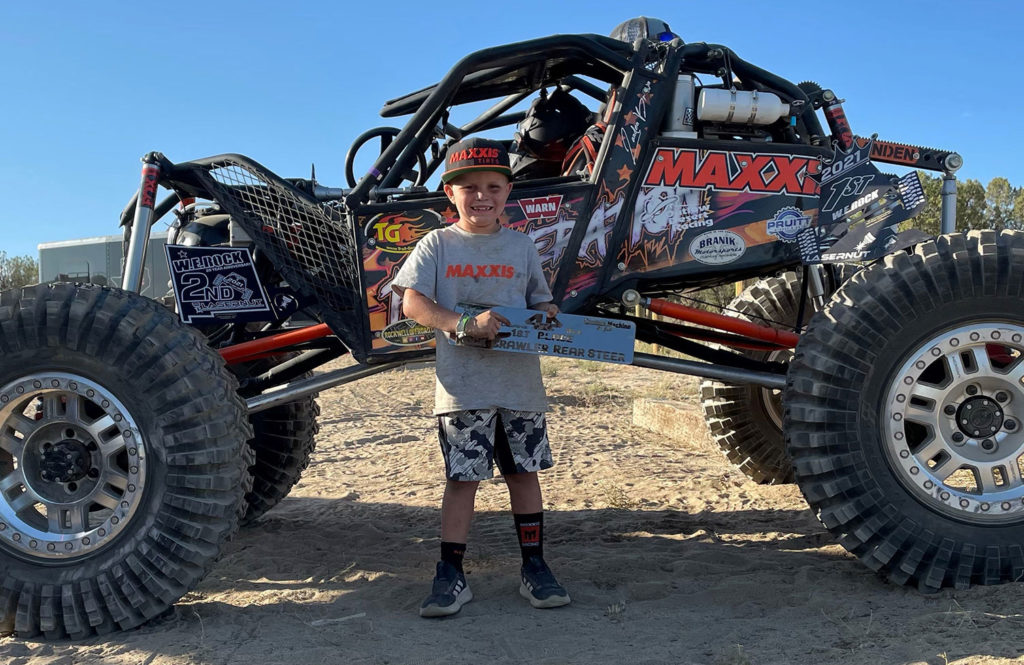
[420,561,473,617]
[519,556,570,608]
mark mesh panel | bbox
[190,157,368,357]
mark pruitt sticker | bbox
[689,230,745,265]
[767,206,813,243]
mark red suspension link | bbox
[219,323,333,364]
[644,297,800,348]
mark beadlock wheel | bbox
[0,283,252,638]
[786,230,1024,590]
[0,373,146,559]
[883,324,1024,523]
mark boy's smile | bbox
[444,171,513,234]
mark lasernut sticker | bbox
[689,230,746,265]
[767,206,813,243]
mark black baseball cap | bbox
[441,137,512,184]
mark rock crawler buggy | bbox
[3,17,1024,638]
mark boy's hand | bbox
[468,310,511,340]
[535,303,560,319]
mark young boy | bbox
[392,137,570,617]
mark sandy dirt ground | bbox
[3,357,1024,665]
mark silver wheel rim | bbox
[883,323,1024,523]
[0,373,146,559]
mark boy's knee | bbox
[446,479,481,493]
[503,471,539,487]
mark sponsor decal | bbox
[828,187,878,221]
[870,141,920,166]
[270,290,300,318]
[689,230,746,265]
[898,171,926,211]
[165,245,271,323]
[767,206,813,243]
[364,210,443,254]
[518,194,563,221]
[634,187,712,240]
[645,148,820,196]
[818,141,872,183]
[444,263,515,279]
[140,164,160,209]
[821,249,872,262]
[618,80,654,165]
[796,226,822,263]
[381,318,435,346]
[824,104,854,150]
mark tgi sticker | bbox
[165,245,271,323]
[689,230,745,265]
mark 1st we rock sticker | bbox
[165,245,272,323]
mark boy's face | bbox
[443,170,513,234]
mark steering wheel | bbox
[344,126,429,188]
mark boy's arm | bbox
[401,288,509,340]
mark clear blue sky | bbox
[1,0,1019,259]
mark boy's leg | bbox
[495,413,570,609]
[422,411,498,618]
[504,471,542,514]
[506,472,544,561]
[441,479,480,545]
[421,479,479,618]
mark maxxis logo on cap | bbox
[689,230,746,265]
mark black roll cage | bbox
[343,32,826,208]
[344,34,635,206]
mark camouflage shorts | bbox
[437,409,553,481]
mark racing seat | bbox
[509,87,594,180]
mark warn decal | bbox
[518,195,563,221]
[645,148,820,197]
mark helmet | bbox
[609,17,678,44]
[510,88,593,179]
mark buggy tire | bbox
[226,356,320,524]
[0,283,252,638]
[785,230,1024,590]
[242,393,320,524]
[700,272,803,484]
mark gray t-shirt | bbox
[392,224,553,415]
